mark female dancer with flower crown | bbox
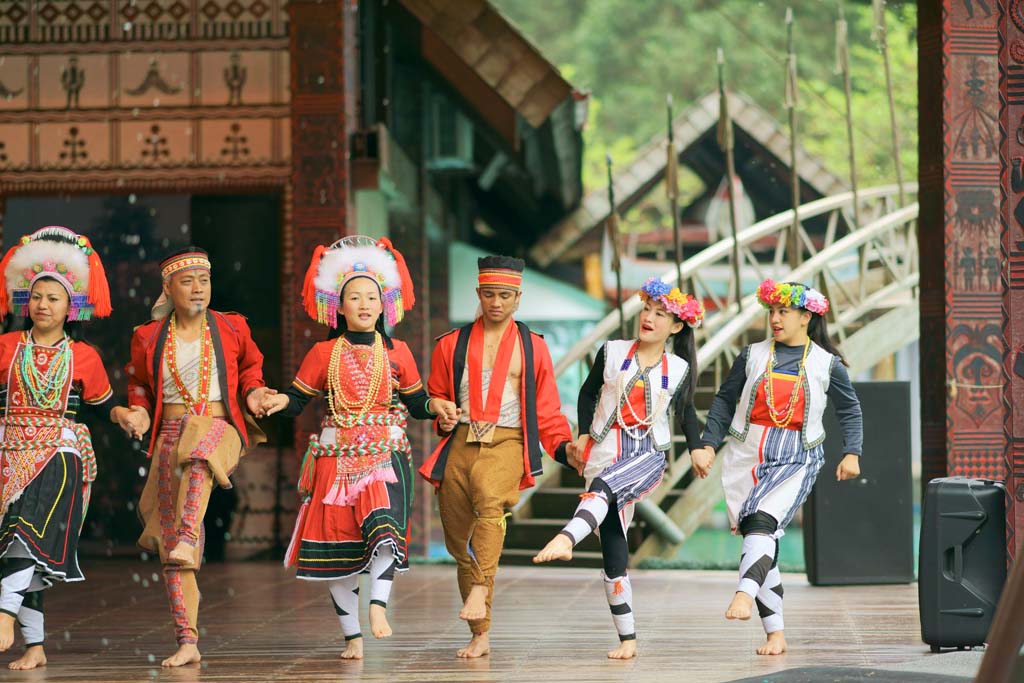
[262,236,458,660]
[533,278,705,660]
[691,280,862,656]
[0,227,116,670]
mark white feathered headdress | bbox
[302,235,415,327]
[0,226,111,321]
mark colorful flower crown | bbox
[756,279,829,315]
[638,277,705,328]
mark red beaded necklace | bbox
[165,313,213,416]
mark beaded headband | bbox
[638,278,705,328]
[301,235,415,328]
[0,226,112,321]
[161,252,211,280]
[756,279,829,315]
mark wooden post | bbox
[785,7,801,269]
[606,154,627,339]
[873,0,906,207]
[666,94,683,287]
[717,49,743,311]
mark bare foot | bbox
[161,643,201,667]
[756,630,787,655]
[8,645,46,670]
[456,633,489,658]
[725,591,753,620]
[167,541,194,565]
[608,639,637,660]
[459,585,488,622]
[532,534,573,563]
[369,604,392,639]
[0,614,14,652]
[340,637,363,660]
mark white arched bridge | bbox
[502,183,919,567]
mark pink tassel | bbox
[321,467,398,507]
[284,499,309,568]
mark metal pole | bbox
[873,0,906,207]
[717,49,743,311]
[785,7,801,269]
[666,94,683,288]
[837,1,861,228]
[606,154,627,339]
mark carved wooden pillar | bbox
[920,0,1017,555]
[287,0,352,467]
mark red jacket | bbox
[419,320,572,490]
[125,310,266,454]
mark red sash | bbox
[467,318,518,443]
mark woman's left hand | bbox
[836,454,861,481]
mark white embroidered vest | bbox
[728,339,835,449]
[588,339,689,452]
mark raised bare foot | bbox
[532,534,573,564]
[369,603,392,639]
[161,643,201,667]
[756,630,787,655]
[456,633,489,659]
[167,541,194,565]
[340,637,364,660]
[725,591,753,620]
[608,639,637,660]
[8,645,46,670]
[0,613,15,652]
[458,585,488,622]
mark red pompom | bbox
[377,237,415,310]
[302,244,326,321]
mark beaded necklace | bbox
[614,341,670,440]
[17,331,72,411]
[166,313,214,416]
[327,332,390,424]
[763,338,810,429]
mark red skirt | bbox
[287,450,412,580]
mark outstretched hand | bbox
[836,454,860,481]
[112,406,151,441]
[262,393,290,417]
[247,387,278,418]
[690,446,715,479]
[433,399,461,432]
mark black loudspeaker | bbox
[803,381,915,585]
[919,477,1006,651]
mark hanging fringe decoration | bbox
[283,499,309,568]
[83,238,112,318]
[0,244,18,318]
[302,244,326,323]
[376,237,416,311]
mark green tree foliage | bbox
[493,0,917,194]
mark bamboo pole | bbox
[837,1,861,229]
[717,49,743,311]
[605,154,627,339]
[666,94,683,287]
[785,7,801,269]
[873,0,906,207]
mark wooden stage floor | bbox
[1,560,935,683]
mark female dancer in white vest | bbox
[691,280,862,656]
[533,278,705,659]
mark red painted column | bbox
[1000,0,1024,557]
[287,0,351,477]
[921,0,1016,555]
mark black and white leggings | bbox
[558,478,635,642]
[0,542,47,647]
[327,545,400,641]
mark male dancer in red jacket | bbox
[116,247,274,667]
[420,255,577,658]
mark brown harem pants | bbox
[438,425,524,635]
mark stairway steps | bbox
[501,547,606,568]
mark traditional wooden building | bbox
[0,0,586,558]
